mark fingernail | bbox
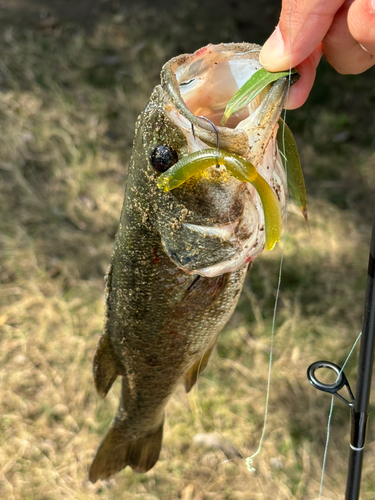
[259,26,285,68]
[372,0,375,11]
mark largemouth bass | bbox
[89,43,289,482]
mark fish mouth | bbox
[161,42,289,165]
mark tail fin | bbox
[89,420,164,482]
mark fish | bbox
[89,42,289,482]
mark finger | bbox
[284,45,323,109]
[260,0,345,71]
[348,0,375,55]
[323,0,375,73]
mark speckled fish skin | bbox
[89,43,288,482]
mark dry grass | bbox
[1,4,375,500]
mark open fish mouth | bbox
[158,43,290,277]
[161,42,289,162]
[171,45,265,130]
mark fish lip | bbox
[160,43,289,160]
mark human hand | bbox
[259,0,375,109]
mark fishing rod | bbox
[307,211,375,499]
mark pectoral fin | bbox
[93,332,119,398]
[184,343,216,392]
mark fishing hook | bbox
[191,116,220,156]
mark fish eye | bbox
[150,145,178,173]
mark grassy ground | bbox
[1,1,375,499]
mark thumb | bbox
[259,0,345,71]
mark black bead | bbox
[150,145,178,172]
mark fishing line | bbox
[245,228,288,472]
[245,0,294,474]
[318,330,362,499]
[320,396,334,499]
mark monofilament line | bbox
[245,214,288,472]
[245,0,294,473]
[318,330,362,499]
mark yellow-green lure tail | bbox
[156,148,281,251]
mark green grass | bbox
[1,3,375,500]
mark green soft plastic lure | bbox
[156,148,281,251]
[221,67,299,126]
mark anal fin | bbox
[184,343,216,393]
[89,419,164,482]
[93,332,119,398]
